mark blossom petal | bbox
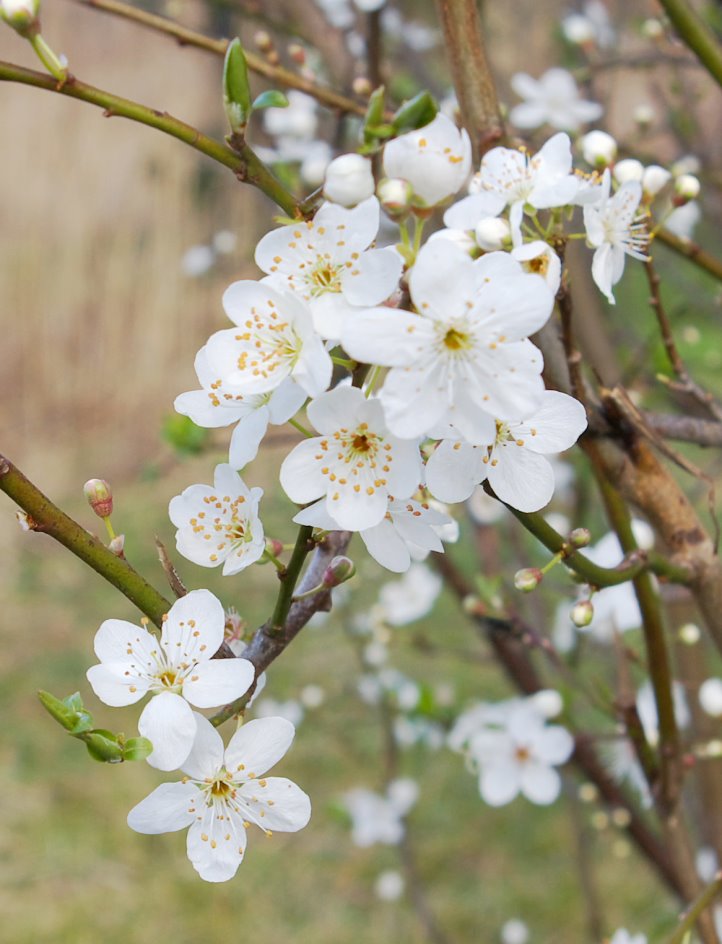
[409,239,478,321]
[228,407,271,469]
[279,438,329,504]
[93,618,158,666]
[236,777,311,832]
[479,762,521,806]
[425,440,486,503]
[181,712,225,780]
[360,518,412,573]
[127,781,199,834]
[162,589,226,666]
[487,447,555,512]
[340,248,402,306]
[139,692,197,771]
[86,663,149,707]
[187,805,246,882]
[225,716,295,778]
[533,725,574,765]
[341,307,435,367]
[182,658,255,709]
[520,762,562,805]
[514,390,587,454]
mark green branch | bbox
[505,503,693,588]
[657,0,722,89]
[0,60,299,216]
[0,454,171,627]
[268,525,315,634]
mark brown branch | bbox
[642,412,722,448]
[68,0,367,117]
[656,228,722,283]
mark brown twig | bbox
[154,537,188,598]
[657,228,722,283]
[642,412,722,448]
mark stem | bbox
[0,454,171,627]
[68,0,368,117]
[657,0,722,88]
[433,0,505,160]
[0,60,299,216]
[287,417,314,438]
[668,873,722,944]
[657,228,722,282]
[29,34,68,82]
[268,525,314,634]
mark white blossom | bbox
[425,390,587,512]
[501,919,530,944]
[382,113,472,206]
[181,245,215,278]
[87,591,255,771]
[280,385,422,531]
[375,869,405,901]
[377,561,442,625]
[509,68,603,132]
[255,197,402,340]
[665,201,701,239]
[583,169,648,304]
[511,240,562,293]
[341,240,552,440]
[343,778,418,846]
[169,464,265,575]
[699,679,722,717]
[127,714,310,881]
[204,281,332,396]
[175,348,306,470]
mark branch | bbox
[67,0,367,117]
[210,529,352,725]
[642,412,722,448]
[657,228,722,283]
[0,454,171,627]
[0,60,299,216]
[433,0,505,160]
[657,0,722,89]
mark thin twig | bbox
[657,228,722,283]
[642,412,722,448]
[154,537,188,598]
[67,0,368,116]
[656,0,722,88]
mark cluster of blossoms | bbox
[80,99,702,885]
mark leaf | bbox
[252,89,289,111]
[391,91,438,134]
[223,38,252,133]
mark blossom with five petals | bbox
[127,713,310,882]
[280,385,422,531]
[169,464,266,575]
[87,590,255,771]
[509,68,603,132]
[254,197,401,340]
[341,240,553,441]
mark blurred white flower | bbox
[181,244,215,277]
[375,869,405,901]
[254,697,305,727]
[501,918,530,944]
[509,68,603,132]
[665,201,701,239]
[343,778,419,846]
[378,562,442,625]
[699,679,722,718]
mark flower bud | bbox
[531,689,563,719]
[265,537,284,558]
[678,622,701,645]
[633,104,655,128]
[84,730,124,763]
[474,216,511,251]
[674,173,700,202]
[223,38,252,134]
[377,176,414,220]
[613,158,644,185]
[352,76,373,98]
[568,527,591,549]
[322,555,356,588]
[570,599,594,627]
[84,478,113,519]
[561,14,595,46]
[699,679,722,718]
[287,42,305,65]
[1,0,39,35]
[108,534,125,557]
[323,153,375,207]
[642,164,671,198]
[427,228,477,256]
[581,130,617,168]
[641,17,664,40]
[253,30,273,52]
[514,567,543,592]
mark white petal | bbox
[306,383,364,433]
[182,658,255,709]
[341,308,434,367]
[520,762,562,805]
[225,716,295,778]
[409,239,477,321]
[340,248,402,306]
[139,692,197,771]
[187,806,245,882]
[127,781,199,834]
[425,440,486,503]
[443,192,505,230]
[292,499,340,530]
[533,725,574,765]
[162,590,226,667]
[267,379,307,424]
[236,777,311,832]
[279,437,328,504]
[487,448,555,512]
[361,519,412,573]
[86,663,149,707]
[181,712,226,780]
[514,390,587,454]
[591,243,617,304]
[228,408,270,468]
[480,762,521,806]
[93,618,158,665]
[327,481,388,531]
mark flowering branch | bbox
[67,0,368,117]
[210,529,352,726]
[0,59,300,216]
[657,0,722,88]
[0,454,172,627]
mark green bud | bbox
[571,599,594,628]
[390,91,438,135]
[568,528,592,549]
[83,730,124,764]
[252,89,288,111]
[223,38,252,134]
[1,0,39,37]
[38,690,93,733]
[83,478,113,518]
[513,567,543,592]
[121,737,154,762]
[322,555,356,588]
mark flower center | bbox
[307,259,343,295]
[522,255,549,277]
[158,669,178,688]
[443,327,472,351]
[210,778,233,798]
[515,745,531,763]
[352,433,371,452]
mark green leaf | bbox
[83,730,124,764]
[223,37,252,133]
[390,91,438,134]
[162,413,209,456]
[121,737,154,762]
[38,690,93,733]
[363,85,386,146]
[252,89,289,111]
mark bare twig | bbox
[154,537,188,598]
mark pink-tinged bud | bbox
[322,555,356,588]
[571,599,594,627]
[287,42,305,65]
[514,567,543,592]
[377,177,414,220]
[674,173,700,204]
[352,76,373,98]
[83,478,113,518]
[253,30,273,52]
[265,537,284,558]
[568,528,592,549]
[15,509,37,531]
[108,534,125,557]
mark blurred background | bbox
[1,1,722,941]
